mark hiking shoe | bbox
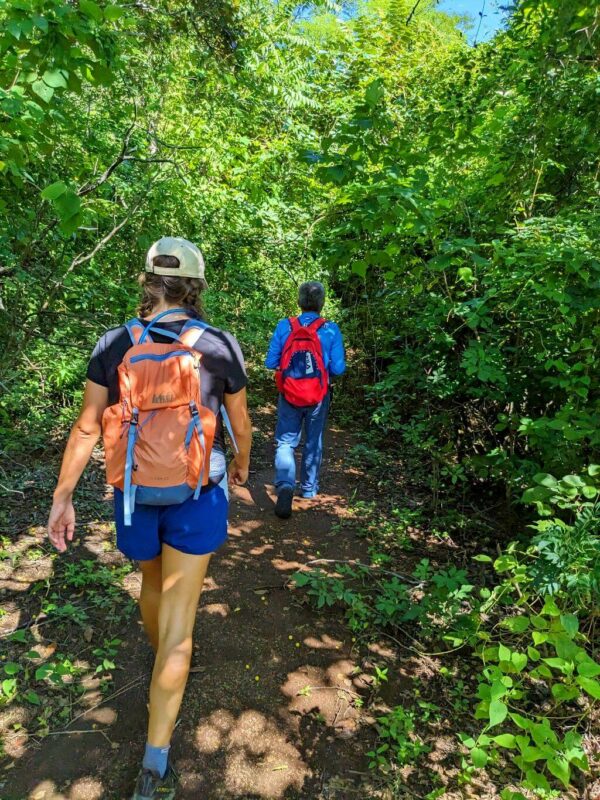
[275,487,294,519]
[131,764,178,800]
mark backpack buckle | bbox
[131,408,139,425]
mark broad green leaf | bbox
[533,473,557,487]
[365,79,384,107]
[105,4,125,19]
[530,615,549,630]
[511,652,527,672]
[79,0,103,21]
[471,747,488,768]
[488,698,508,727]
[577,676,600,699]
[560,613,579,638]
[577,660,600,678]
[543,657,569,672]
[1,679,17,696]
[547,756,570,788]
[498,643,511,662]
[510,713,532,731]
[493,734,516,748]
[524,767,550,791]
[490,679,506,701]
[4,662,22,675]
[35,664,53,680]
[43,70,68,89]
[561,474,585,488]
[59,211,83,236]
[32,80,54,103]
[33,15,48,32]
[41,181,67,200]
[351,260,367,278]
[54,191,81,221]
[7,19,21,39]
[551,683,578,701]
[521,745,545,762]
[542,597,560,617]
[503,616,529,633]
[6,629,28,643]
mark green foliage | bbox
[2,1,599,794]
[465,610,592,787]
[293,476,600,795]
[305,0,600,500]
[293,558,477,642]
[368,704,431,771]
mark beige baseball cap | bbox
[145,236,207,286]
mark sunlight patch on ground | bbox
[227,519,264,537]
[28,776,104,800]
[302,632,344,651]
[270,556,305,572]
[199,602,229,618]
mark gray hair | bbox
[298,281,325,313]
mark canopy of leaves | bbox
[0,0,598,491]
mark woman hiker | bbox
[46,236,252,800]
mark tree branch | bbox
[38,202,142,318]
[77,120,137,197]
[406,0,423,25]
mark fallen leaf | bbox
[83,626,93,643]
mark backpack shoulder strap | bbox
[289,316,302,333]
[308,317,327,332]
[179,318,211,348]
[220,404,239,454]
[125,318,147,345]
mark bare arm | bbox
[47,380,109,552]
[223,387,252,486]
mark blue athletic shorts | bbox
[113,477,229,561]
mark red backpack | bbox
[275,317,329,406]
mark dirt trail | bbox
[4,409,379,800]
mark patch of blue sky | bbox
[435,0,510,44]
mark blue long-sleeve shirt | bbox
[265,312,346,376]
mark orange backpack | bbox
[102,309,231,525]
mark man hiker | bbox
[265,281,346,519]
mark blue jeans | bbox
[274,393,330,498]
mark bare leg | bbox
[138,554,163,654]
[147,544,212,747]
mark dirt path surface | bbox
[3,409,380,800]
